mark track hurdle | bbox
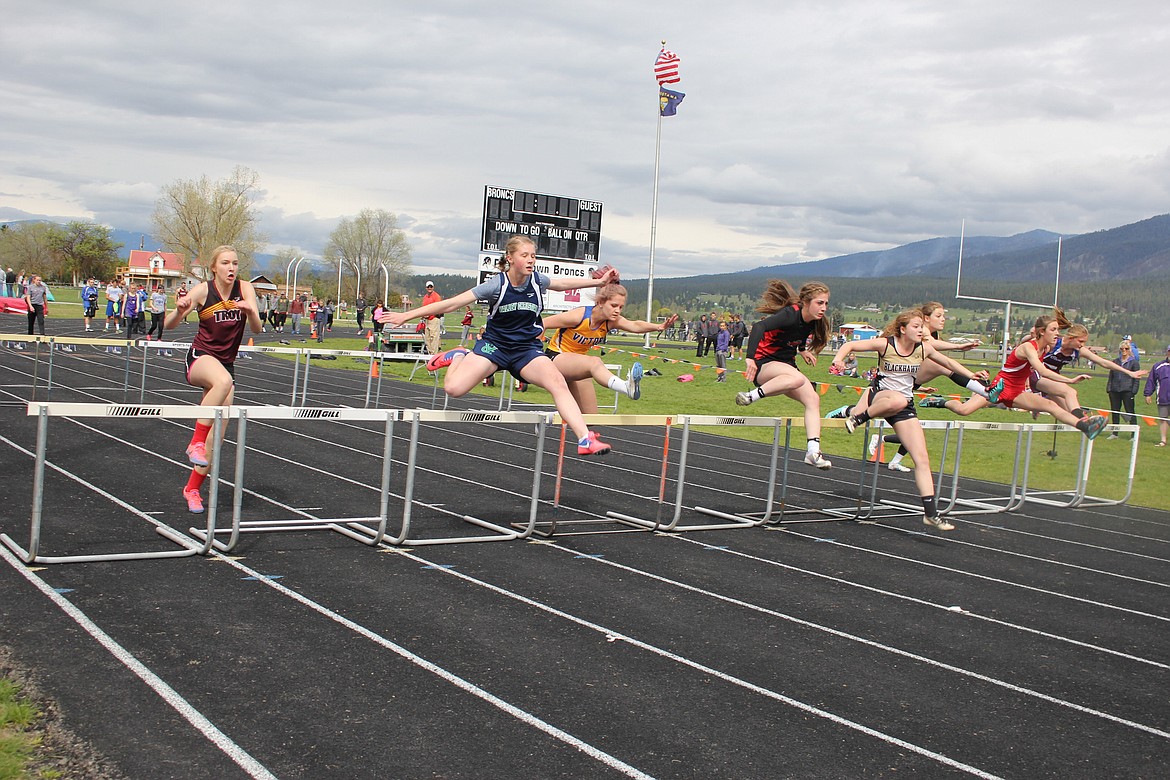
[925,419,1140,514]
[341,409,555,546]
[615,415,858,532]
[1,402,229,564]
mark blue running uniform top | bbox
[471,272,550,348]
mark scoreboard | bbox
[479,185,605,311]
[481,186,602,262]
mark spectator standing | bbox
[147,285,167,340]
[275,293,289,332]
[694,314,709,357]
[371,301,385,334]
[23,273,50,336]
[702,312,720,357]
[289,294,304,334]
[81,278,100,331]
[355,294,367,334]
[133,284,148,335]
[105,279,124,331]
[4,267,15,297]
[714,321,731,382]
[1143,345,1170,447]
[122,284,140,335]
[729,314,748,359]
[421,281,443,354]
[1105,341,1141,438]
[459,306,474,347]
[314,299,332,343]
[258,292,270,332]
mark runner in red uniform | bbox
[165,246,262,513]
[919,310,1107,439]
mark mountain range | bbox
[733,213,1170,284]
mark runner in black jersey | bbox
[165,245,262,514]
[735,279,832,469]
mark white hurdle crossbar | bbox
[2,402,229,564]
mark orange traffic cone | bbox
[310,323,317,339]
[369,360,380,378]
[868,437,885,463]
[247,337,254,347]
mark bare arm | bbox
[1020,343,1087,385]
[831,337,885,371]
[1081,348,1148,378]
[614,312,677,334]
[541,307,588,331]
[380,289,477,327]
[546,267,616,292]
[165,283,206,330]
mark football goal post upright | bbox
[954,221,1063,359]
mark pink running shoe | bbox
[186,441,209,467]
[183,487,205,514]
[426,347,469,372]
[577,431,612,456]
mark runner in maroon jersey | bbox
[165,245,262,513]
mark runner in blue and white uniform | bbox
[379,236,617,456]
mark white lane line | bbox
[669,534,1169,670]
[0,544,277,780]
[526,540,1170,742]
[383,546,1004,779]
[779,525,1170,622]
[216,554,658,780]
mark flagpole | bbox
[644,39,667,349]
[645,85,664,349]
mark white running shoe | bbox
[867,434,880,458]
[804,450,832,469]
[735,391,753,406]
[887,461,912,472]
[923,515,954,531]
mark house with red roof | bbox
[117,250,197,292]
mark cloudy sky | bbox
[2,0,1168,279]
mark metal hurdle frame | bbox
[531,414,854,537]
[184,405,402,553]
[624,415,860,532]
[2,402,229,564]
[341,409,555,547]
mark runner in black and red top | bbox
[735,279,833,469]
[165,245,262,514]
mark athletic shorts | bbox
[751,355,798,388]
[106,301,120,317]
[1159,404,1170,419]
[864,387,918,425]
[185,347,235,383]
[473,338,545,381]
[732,335,745,348]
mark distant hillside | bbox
[913,213,1170,282]
[755,229,1061,278]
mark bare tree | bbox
[151,165,266,273]
[0,222,63,280]
[323,209,412,302]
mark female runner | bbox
[165,246,263,513]
[380,236,616,456]
[734,279,833,469]
[1030,321,1146,420]
[829,302,994,472]
[832,309,956,530]
[541,283,678,413]
[918,310,1108,440]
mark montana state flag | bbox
[660,87,685,117]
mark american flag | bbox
[654,48,681,85]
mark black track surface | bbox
[1,322,1168,779]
